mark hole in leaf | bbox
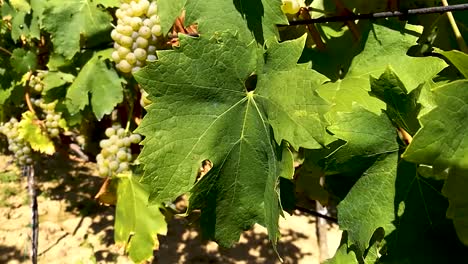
[197,159,213,182]
[244,73,257,92]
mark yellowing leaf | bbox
[18,111,55,155]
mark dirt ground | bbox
[0,154,341,264]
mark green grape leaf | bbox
[403,80,468,170]
[134,33,329,246]
[10,48,37,74]
[318,23,447,119]
[42,0,113,59]
[324,243,358,264]
[0,87,13,105]
[157,0,185,34]
[443,167,468,246]
[294,146,338,205]
[325,106,399,175]
[65,52,124,120]
[10,0,30,13]
[114,174,168,263]
[370,67,422,134]
[95,0,120,8]
[2,1,40,41]
[381,161,468,263]
[438,49,468,79]
[18,111,55,154]
[42,71,75,92]
[338,152,399,253]
[184,0,288,44]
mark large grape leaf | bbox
[439,50,468,79]
[114,174,167,263]
[134,33,329,246]
[337,149,399,253]
[42,0,112,59]
[65,52,124,120]
[370,68,423,134]
[184,0,288,44]
[10,48,37,74]
[380,162,468,263]
[318,22,446,119]
[325,106,399,175]
[157,0,185,34]
[2,1,40,41]
[324,243,358,264]
[403,80,468,170]
[443,167,468,246]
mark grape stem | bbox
[295,205,338,224]
[0,46,12,56]
[25,72,36,114]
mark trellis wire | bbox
[279,3,468,26]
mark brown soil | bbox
[0,155,341,264]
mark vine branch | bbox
[25,72,36,114]
[0,46,12,56]
[295,205,338,224]
[278,4,468,26]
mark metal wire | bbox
[278,3,468,26]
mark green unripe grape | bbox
[151,24,162,36]
[109,160,119,171]
[130,134,142,144]
[117,128,126,137]
[46,114,54,122]
[134,48,147,61]
[100,139,110,149]
[147,2,157,16]
[138,26,152,39]
[136,37,149,48]
[125,53,137,65]
[49,128,59,137]
[34,84,42,92]
[117,60,132,73]
[99,167,109,177]
[117,150,128,161]
[105,127,116,137]
[130,17,143,30]
[118,162,129,172]
[108,145,119,155]
[111,29,120,41]
[123,137,132,147]
[119,35,133,48]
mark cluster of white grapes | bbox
[0,118,33,166]
[111,0,161,73]
[97,125,141,177]
[281,0,305,14]
[32,98,62,138]
[29,71,46,93]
